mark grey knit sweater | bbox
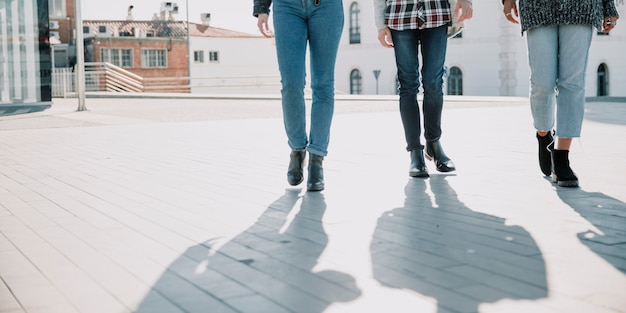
[253,0,271,17]
[518,0,619,32]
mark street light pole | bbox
[186,0,190,93]
[74,0,86,111]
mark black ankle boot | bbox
[287,150,306,186]
[537,132,553,176]
[551,149,579,187]
[425,140,456,172]
[409,149,429,178]
[307,153,324,192]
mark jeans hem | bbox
[306,146,327,157]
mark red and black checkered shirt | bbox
[385,0,451,31]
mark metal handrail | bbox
[51,63,283,96]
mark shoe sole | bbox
[307,185,324,192]
[556,180,579,187]
[436,166,456,173]
[287,176,304,186]
[425,153,456,172]
[552,174,579,187]
[409,172,429,178]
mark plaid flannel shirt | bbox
[385,0,452,31]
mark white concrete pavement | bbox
[0,95,625,313]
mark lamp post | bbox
[186,0,190,92]
[74,0,86,111]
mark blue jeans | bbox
[527,24,593,138]
[273,0,344,156]
[391,26,448,151]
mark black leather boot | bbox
[409,149,429,178]
[425,140,456,172]
[287,150,306,186]
[537,132,553,176]
[551,149,579,187]
[307,153,324,192]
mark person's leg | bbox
[390,29,422,152]
[304,0,343,191]
[273,0,308,186]
[420,25,455,172]
[527,25,559,176]
[419,25,447,142]
[555,24,593,149]
[273,0,308,152]
[550,24,593,187]
[390,29,429,177]
[306,0,344,157]
[527,26,558,134]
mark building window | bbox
[349,2,361,44]
[101,48,133,67]
[209,51,219,62]
[350,69,362,94]
[194,51,204,63]
[48,0,65,17]
[447,66,463,95]
[141,49,167,68]
[597,63,609,96]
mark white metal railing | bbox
[52,63,281,97]
[51,68,74,97]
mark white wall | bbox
[189,36,280,94]
[586,3,626,97]
[336,0,626,97]
[188,1,625,96]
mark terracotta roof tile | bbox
[83,20,260,38]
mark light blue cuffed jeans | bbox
[272,0,344,156]
[526,24,593,138]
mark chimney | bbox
[126,5,134,21]
[201,13,211,26]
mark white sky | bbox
[81,0,260,35]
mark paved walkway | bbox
[1,95,625,313]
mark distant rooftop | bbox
[83,20,260,38]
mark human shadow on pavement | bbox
[134,189,361,313]
[556,188,626,274]
[370,176,547,313]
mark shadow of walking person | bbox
[555,188,626,274]
[134,189,361,313]
[370,176,548,313]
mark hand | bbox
[502,0,519,24]
[454,0,473,24]
[602,16,619,34]
[257,13,273,38]
[377,28,393,48]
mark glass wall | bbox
[0,0,51,113]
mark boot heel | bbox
[425,140,456,172]
[307,153,325,192]
[537,132,554,176]
[409,149,429,177]
[551,149,579,187]
[287,150,306,186]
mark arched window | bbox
[350,69,362,94]
[447,66,463,95]
[350,2,361,44]
[597,63,608,96]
